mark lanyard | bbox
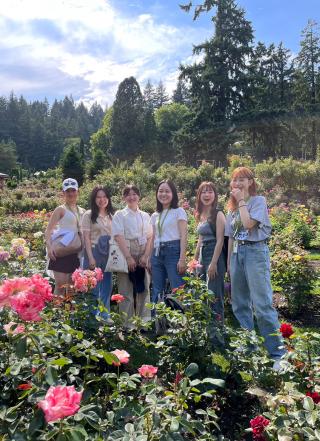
[157,209,170,238]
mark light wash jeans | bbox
[151,240,185,304]
[230,241,285,360]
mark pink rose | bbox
[30,274,53,302]
[38,385,83,422]
[111,294,125,303]
[94,268,103,282]
[111,349,130,366]
[138,364,158,378]
[187,259,202,272]
[10,290,45,322]
[3,321,25,335]
[0,277,31,308]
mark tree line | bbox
[1,0,320,173]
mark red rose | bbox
[306,391,320,404]
[279,323,294,339]
[250,415,270,440]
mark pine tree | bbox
[154,81,170,109]
[179,0,254,163]
[60,144,85,186]
[143,80,157,110]
[110,77,146,161]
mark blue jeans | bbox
[92,271,112,319]
[151,240,185,303]
[83,249,112,319]
[230,242,285,359]
[199,240,226,323]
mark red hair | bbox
[228,167,257,211]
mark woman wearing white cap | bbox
[45,178,85,295]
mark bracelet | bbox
[238,198,245,202]
[238,204,247,208]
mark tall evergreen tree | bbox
[60,144,85,186]
[154,81,170,109]
[143,80,157,110]
[179,0,254,163]
[295,20,320,157]
[172,78,191,105]
[110,77,146,161]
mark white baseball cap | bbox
[62,178,79,191]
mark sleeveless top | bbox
[55,205,83,234]
[197,209,222,243]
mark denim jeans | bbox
[92,271,112,319]
[151,240,185,303]
[199,240,226,322]
[83,248,112,320]
[230,241,285,359]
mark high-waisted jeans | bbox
[230,241,285,359]
[151,240,185,303]
[199,240,226,323]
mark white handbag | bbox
[105,239,128,273]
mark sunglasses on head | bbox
[64,181,77,187]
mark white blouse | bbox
[112,207,152,240]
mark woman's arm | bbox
[45,206,64,261]
[227,237,234,275]
[194,236,202,261]
[177,219,187,274]
[139,235,152,268]
[83,230,96,268]
[231,189,257,230]
[208,212,226,279]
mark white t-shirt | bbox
[112,207,152,240]
[151,207,188,244]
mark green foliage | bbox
[0,139,17,173]
[88,148,108,179]
[60,144,85,186]
[111,77,146,161]
[269,203,317,316]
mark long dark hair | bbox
[90,186,114,223]
[156,179,179,212]
[195,181,219,224]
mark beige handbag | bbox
[52,232,82,257]
[51,205,83,257]
[105,239,128,273]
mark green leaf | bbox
[303,396,315,411]
[185,363,199,377]
[15,337,27,358]
[50,358,72,367]
[202,378,225,388]
[45,365,58,385]
[28,409,45,436]
[170,417,179,432]
[9,361,22,376]
[68,427,88,441]
[125,423,135,433]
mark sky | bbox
[0,0,319,108]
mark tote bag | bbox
[52,232,82,258]
[105,239,128,273]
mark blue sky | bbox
[0,0,318,107]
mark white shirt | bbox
[112,207,153,240]
[151,207,187,243]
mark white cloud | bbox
[0,0,211,106]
